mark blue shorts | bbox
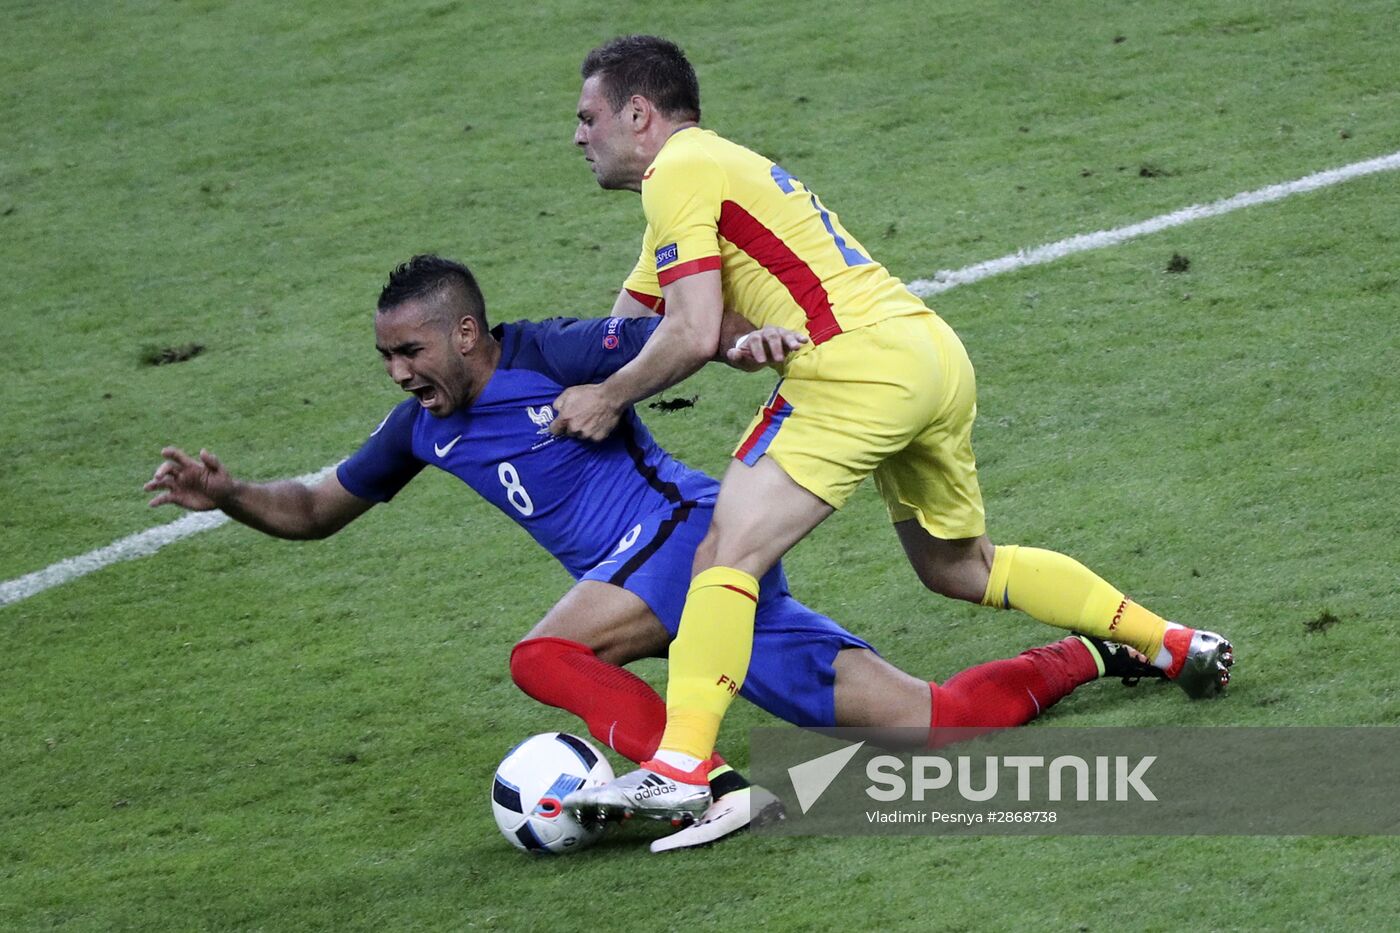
[580,501,874,727]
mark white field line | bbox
[908,148,1400,296]
[4,150,1399,609]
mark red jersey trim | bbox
[656,255,722,287]
[625,288,666,316]
[717,201,843,344]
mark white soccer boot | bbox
[564,760,711,826]
[649,785,787,853]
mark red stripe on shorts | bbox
[735,392,791,463]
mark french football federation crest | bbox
[526,405,556,433]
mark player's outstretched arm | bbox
[145,446,373,540]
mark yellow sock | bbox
[982,545,1168,659]
[656,566,759,761]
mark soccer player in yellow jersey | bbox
[554,35,1234,825]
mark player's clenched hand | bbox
[550,384,622,442]
[145,446,233,511]
[725,326,808,372]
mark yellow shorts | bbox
[732,312,986,540]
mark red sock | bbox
[928,637,1098,745]
[509,637,666,764]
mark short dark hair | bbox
[581,35,700,122]
[377,254,487,326]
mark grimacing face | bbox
[574,74,643,191]
[374,301,476,418]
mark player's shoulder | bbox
[378,395,422,435]
[647,128,727,181]
[496,316,602,362]
[663,126,720,154]
[681,128,769,166]
[648,128,769,192]
[347,395,422,459]
[494,316,564,351]
[495,316,659,385]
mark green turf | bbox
[3,0,1398,928]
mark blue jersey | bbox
[336,316,719,578]
[340,314,875,728]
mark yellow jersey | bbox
[621,127,931,344]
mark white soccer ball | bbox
[491,732,614,854]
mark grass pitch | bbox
[3,0,1398,929]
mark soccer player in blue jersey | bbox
[147,254,1161,852]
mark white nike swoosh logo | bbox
[594,560,618,569]
[434,435,462,458]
